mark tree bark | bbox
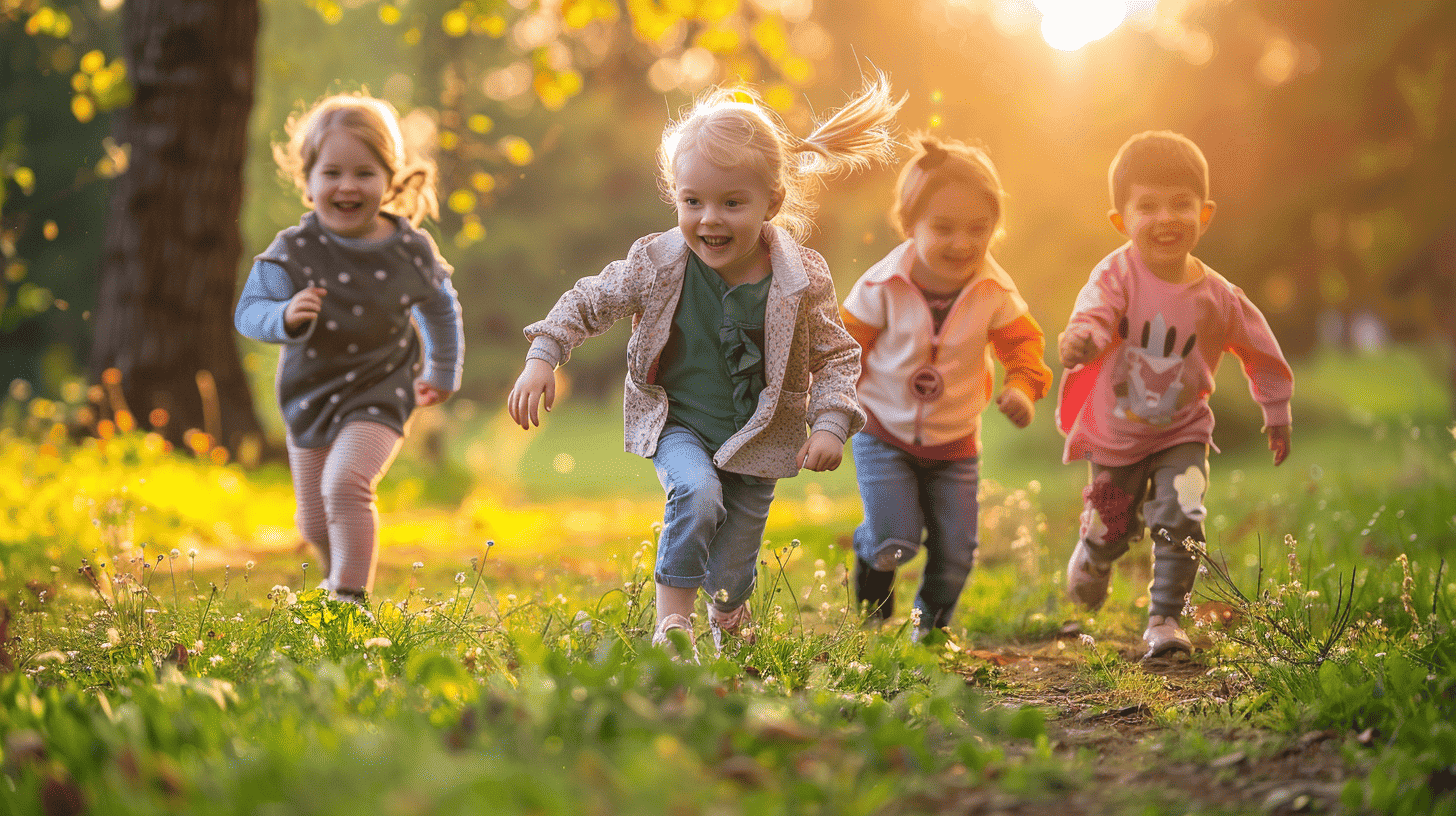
[90,0,265,462]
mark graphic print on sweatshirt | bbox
[1112,313,1196,426]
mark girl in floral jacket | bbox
[508,76,902,659]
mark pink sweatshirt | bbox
[1058,243,1293,466]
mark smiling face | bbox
[673,145,781,286]
[1113,182,1215,282]
[908,182,998,293]
[306,129,393,241]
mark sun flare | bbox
[1034,0,1129,51]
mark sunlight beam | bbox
[1034,0,1128,52]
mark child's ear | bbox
[1200,199,1216,227]
[766,192,784,221]
[1108,209,1127,235]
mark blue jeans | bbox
[652,425,777,611]
[852,432,979,628]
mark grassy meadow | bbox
[1,346,1453,815]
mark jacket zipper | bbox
[912,282,968,446]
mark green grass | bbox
[2,346,1454,815]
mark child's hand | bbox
[1267,424,1291,466]
[414,380,452,407]
[995,386,1034,429]
[1058,330,1099,368]
[796,429,844,472]
[507,358,557,429]
[284,287,326,333]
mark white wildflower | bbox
[364,637,392,649]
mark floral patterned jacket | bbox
[524,225,865,478]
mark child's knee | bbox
[666,476,725,523]
[1081,471,1138,547]
[321,468,375,512]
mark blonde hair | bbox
[1108,130,1208,212]
[891,134,1006,242]
[658,74,903,241]
[274,91,439,226]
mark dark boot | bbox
[854,556,896,620]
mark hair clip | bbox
[917,141,949,170]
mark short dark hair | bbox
[1108,130,1208,211]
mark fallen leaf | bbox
[968,650,1023,667]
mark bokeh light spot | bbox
[1035,0,1127,52]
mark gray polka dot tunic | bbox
[248,213,455,448]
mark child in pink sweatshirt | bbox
[1058,131,1293,659]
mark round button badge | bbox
[909,365,944,402]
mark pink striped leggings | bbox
[286,421,403,594]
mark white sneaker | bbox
[651,613,699,663]
[1142,615,1193,659]
[707,602,753,654]
[1066,542,1113,610]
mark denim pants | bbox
[1079,442,1209,618]
[851,432,979,628]
[652,425,777,611]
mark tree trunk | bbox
[90,0,265,463]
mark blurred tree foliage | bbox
[4,0,1456,435]
[1,0,125,392]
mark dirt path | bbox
[940,633,1364,815]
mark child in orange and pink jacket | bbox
[841,136,1051,640]
[1058,130,1293,659]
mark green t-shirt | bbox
[657,251,772,451]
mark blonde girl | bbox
[509,76,902,658]
[841,135,1051,639]
[235,92,463,601]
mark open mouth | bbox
[701,235,731,248]
[333,201,363,213]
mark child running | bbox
[508,77,902,659]
[841,136,1051,639]
[1058,130,1293,658]
[235,92,463,602]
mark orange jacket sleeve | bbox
[989,312,1052,401]
[840,306,882,358]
